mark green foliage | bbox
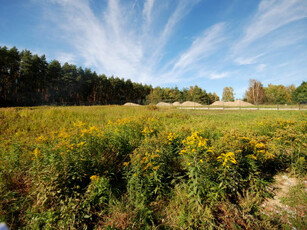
[222,86,235,102]
[0,46,152,106]
[280,182,307,229]
[264,84,294,104]
[1,46,223,107]
[146,85,217,104]
[292,81,307,103]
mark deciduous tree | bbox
[222,87,234,102]
[292,81,307,103]
[264,84,294,104]
[245,79,265,105]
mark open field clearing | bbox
[179,106,307,111]
[0,106,306,229]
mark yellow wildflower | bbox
[77,142,86,147]
[179,149,186,155]
[58,131,69,139]
[36,135,47,142]
[181,132,208,155]
[89,126,99,133]
[73,121,86,127]
[153,165,160,170]
[264,152,275,160]
[90,175,99,182]
[32,147,41,158]
[217,152,237,167]
[81,129,89,134]
[246,154,257,160]
[255,143,266,149]
[142,156,149,162]
[167,132,178,143]
[123,162,130,166]
[142,127,154,135]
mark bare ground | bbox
[262,174,307,227]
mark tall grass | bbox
[0,106,306,229]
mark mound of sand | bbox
[123,102,141,106]
[156,102,171,107]
[181,101,202,106]
[211,101,225,106]
[232,100,253,106]
[224,101,234,106]
[172,102,181,106]
[211,100,254,106]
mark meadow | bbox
[0,106,306,229]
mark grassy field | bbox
[0,106,306,229]
[178,104,307,110]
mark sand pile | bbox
[211,100,254,106]
[156,102,171,107]
[181,101,202,106]
[224,101,234,106]
[232,100,253,106]
[123,102,141,106]
[211,101,225,106]
[172,102,181,106]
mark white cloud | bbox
[230,0,307,86]
[209,72,229,80]
[143,0,155,26]
[154,22,227,84]
[148,0,201,71]
[38,0,306,89]
[234,53,265,65]
[234,0,307,53]
[172,23,226,71]
[256,64,266,72]
[56,52,76,65]
[42,0,203,85]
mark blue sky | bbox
[0,0,306,98]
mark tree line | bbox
[1,46,305,107]
[244,79,306,104]
[0,46,221,107]
[0,46,151,106]
[147,86,220,104]
[221,80,306,104]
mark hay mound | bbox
[181,101,202,106]
[172,102,181,106]
[156,102,171,107]
[123,102,141,106]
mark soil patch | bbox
[262,174,307,223]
